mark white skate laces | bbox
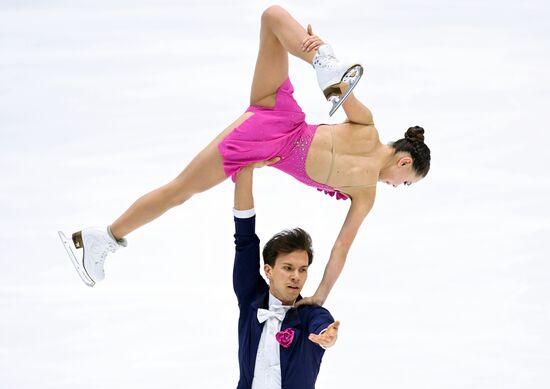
[312,44,342,84]
[58,226,127,287]
[312,44,364,116]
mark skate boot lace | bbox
[94,241,118,266]
[313,53,339,70]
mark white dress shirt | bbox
[252,293,292,389]
[233,208,256,219]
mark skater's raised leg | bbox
[249,5,319,107]
[251,5,362,115]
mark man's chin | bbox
[286,287,301,299]
[271,286,302,304]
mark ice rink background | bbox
[1,0,549,388]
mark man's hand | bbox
[237,157,281,176]
[247,157,281,170]
[302,24,324,52]
[308,321,340,349]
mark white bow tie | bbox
[257,306,288,323]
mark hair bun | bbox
[405,126,425,143]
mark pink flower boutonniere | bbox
[276,328,295,348]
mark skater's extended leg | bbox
[250,6,320,107]
[109,113,253,240]
[60,113,252,287]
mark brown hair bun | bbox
[405,126,425,143]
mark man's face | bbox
[264,250,309,305]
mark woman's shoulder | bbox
[340,184,377,206]
[329,122,381,155]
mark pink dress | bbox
[218,78,348,200]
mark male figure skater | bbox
[232,160,340,389]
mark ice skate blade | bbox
[324,64,364,116]
[58,231,95,287]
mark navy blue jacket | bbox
[233,215,334,389]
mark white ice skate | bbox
[58,227,126,287]
[312,44,364,116]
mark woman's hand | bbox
[294,293,326,308]
[302,24,324,52]
[308,321,340,349]
[339,82,350,94]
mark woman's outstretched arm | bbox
[296,188,376,307]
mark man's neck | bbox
[269,290,294,307]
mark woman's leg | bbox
[109,113,253,239]
[250,6,317,107]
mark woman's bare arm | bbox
[296,188,376,306]
[340,87,375,126]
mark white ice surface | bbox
[1,0,549,388]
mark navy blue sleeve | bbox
[233,216,268,306]
[307,306,335,335]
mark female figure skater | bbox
[59,6,431,306]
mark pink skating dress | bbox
[218,78,348,200]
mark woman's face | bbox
[380,156,422,188]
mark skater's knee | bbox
[261,5,288,25]
[165,181,193,207]
[169,191,192,207]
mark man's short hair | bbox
[262,228,313,267]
